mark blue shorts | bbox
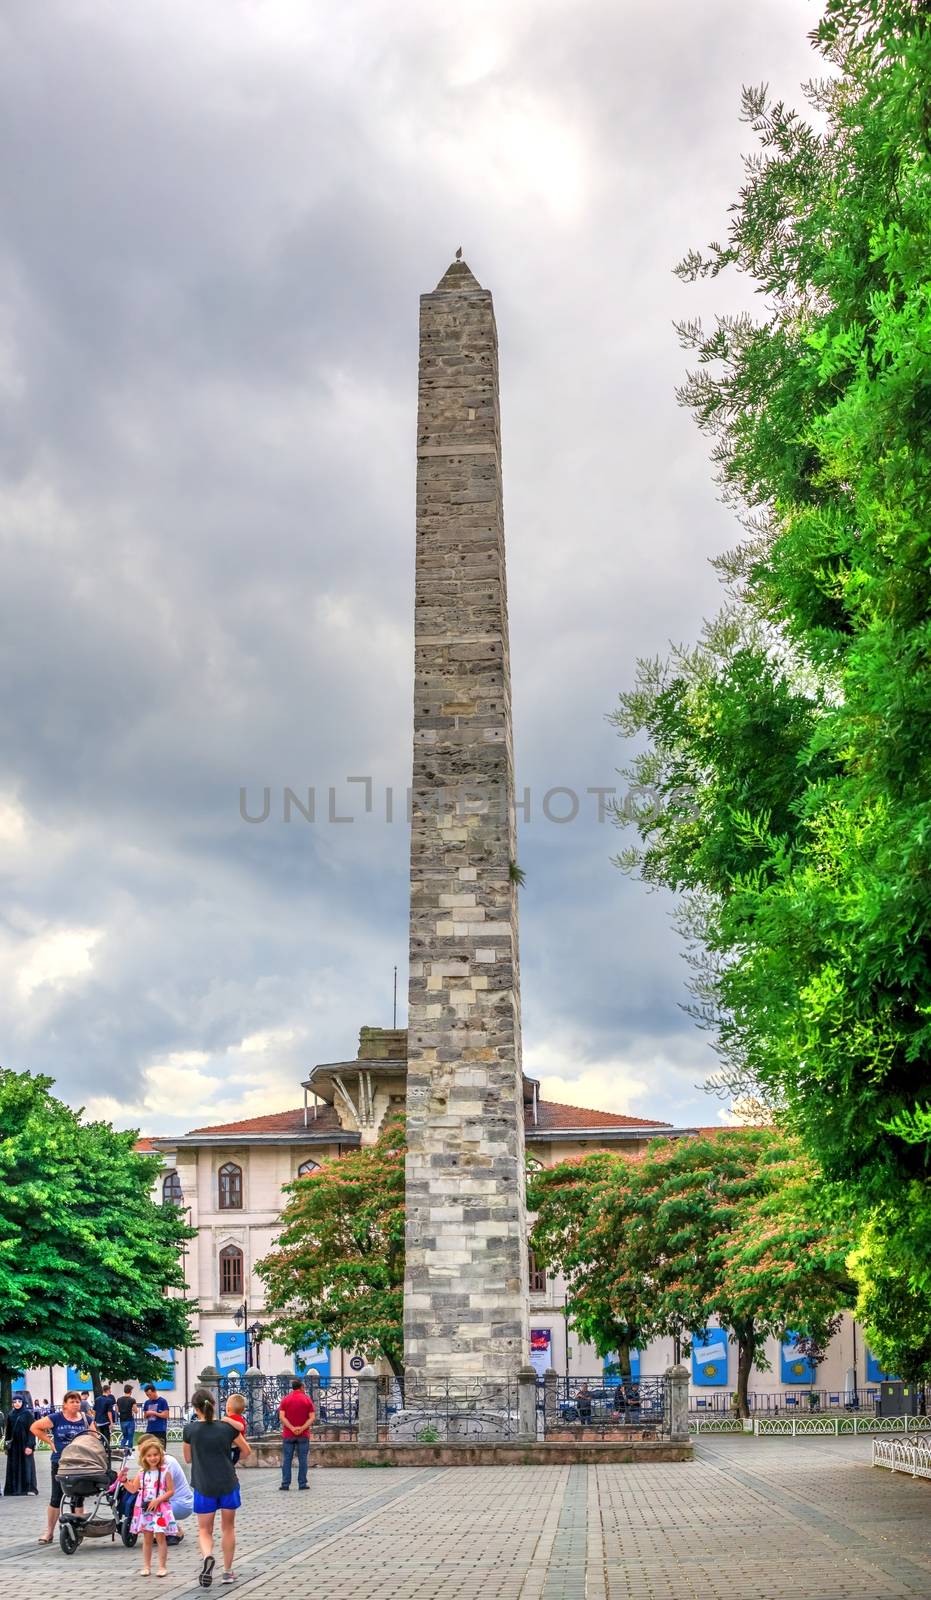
[193,1487,241,1514]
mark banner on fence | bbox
[691,1330,728,1386]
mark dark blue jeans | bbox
[281,1436,309,1488]
[120,1421,135,1451]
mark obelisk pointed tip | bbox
[433,252,484,293]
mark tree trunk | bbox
[615,1341,632,1380]
[0,1373,12,1414]
[89,1367,103,1398]
[734,1324,756,1419]
[384,1348,405,1379]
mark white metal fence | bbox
[873,1434,931,1479]
[689,1414,931,1437]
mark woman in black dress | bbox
[4,1396,39,1495]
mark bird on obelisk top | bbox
[455,246,462,260]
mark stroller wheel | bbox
[121,1522,138,1548]
[59,1521,81,1555]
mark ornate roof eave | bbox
[526,1126,697,1143]
[150,1130,362,1150]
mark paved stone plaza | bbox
[2,1438,931,1600]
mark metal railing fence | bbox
[377,1374,522,1441]
[544,1375,667,1435]
[216,1373,359,1438]
[688,1387,896,1415]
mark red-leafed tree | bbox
[529,1128,853,1414]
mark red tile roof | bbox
[532,1100,671,1131]
[186,1104,343,1136]
[134,1136,159,1151]
[179,1100,668,1138]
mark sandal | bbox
[37,1535,53,1544]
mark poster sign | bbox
[146,1348,175,1391]
[66,1366,93,1392]
[603,1349,640,1382]
[780,1332,815,1386]
[866,1349,898,1384]
[530,1328,552,1376]
[293,1344,331,1379]
[215,1330,247,1374]
[691,1329,728,1386]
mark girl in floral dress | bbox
[128,1436,180,1577]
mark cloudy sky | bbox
[0,0,820,1135]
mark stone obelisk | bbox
[403,257,529,1388]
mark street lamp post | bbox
[233,1304,266,1370]
[248,1321,265,1371]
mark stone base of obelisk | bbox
[388,1378,520,1443]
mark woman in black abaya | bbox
[4,1396,39,1495]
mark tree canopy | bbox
[0,1067,196,1406]
[258,1114,406,1375]
[613,0,931,1376]
[529,1128,854,1414]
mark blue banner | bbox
[146,1348,175,1391]
[780,1332,815,1385]
[691,1329,728,1386]
[12,1374,27,1394]
[215,1331,248,1374]
[603,1349,640,1381]
[293,1345,331,1379]
[64,1354,174,1392]
[866,1349,898,1384]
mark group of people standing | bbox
[1,1374,317,1585]
[85,1381,171,1453]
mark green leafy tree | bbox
[0,1068,196,1410]
[526,1152,644,1380]
[530,1129,852,1414]
[613,1,931,1376]
[258,1115,406,1375]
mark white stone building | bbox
[20,1026,881,1409]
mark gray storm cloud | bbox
[0,0,817,1131]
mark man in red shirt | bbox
[278,1379,315,1490]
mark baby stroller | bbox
[56,1432,130,1555]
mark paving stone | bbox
[1,1438,930,1599]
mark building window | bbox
[298,1159,321,1177]
[529,1250,547,1295]
[218,1161,243,1210]
[162,1170,183,1206]
[219,1244,243,1297]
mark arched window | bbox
[218,1161,243,1210]
[162,1170,183,1206]
[298,1159,321,1177]
[219,1244,243,1296]
[525,1156,544,1173]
